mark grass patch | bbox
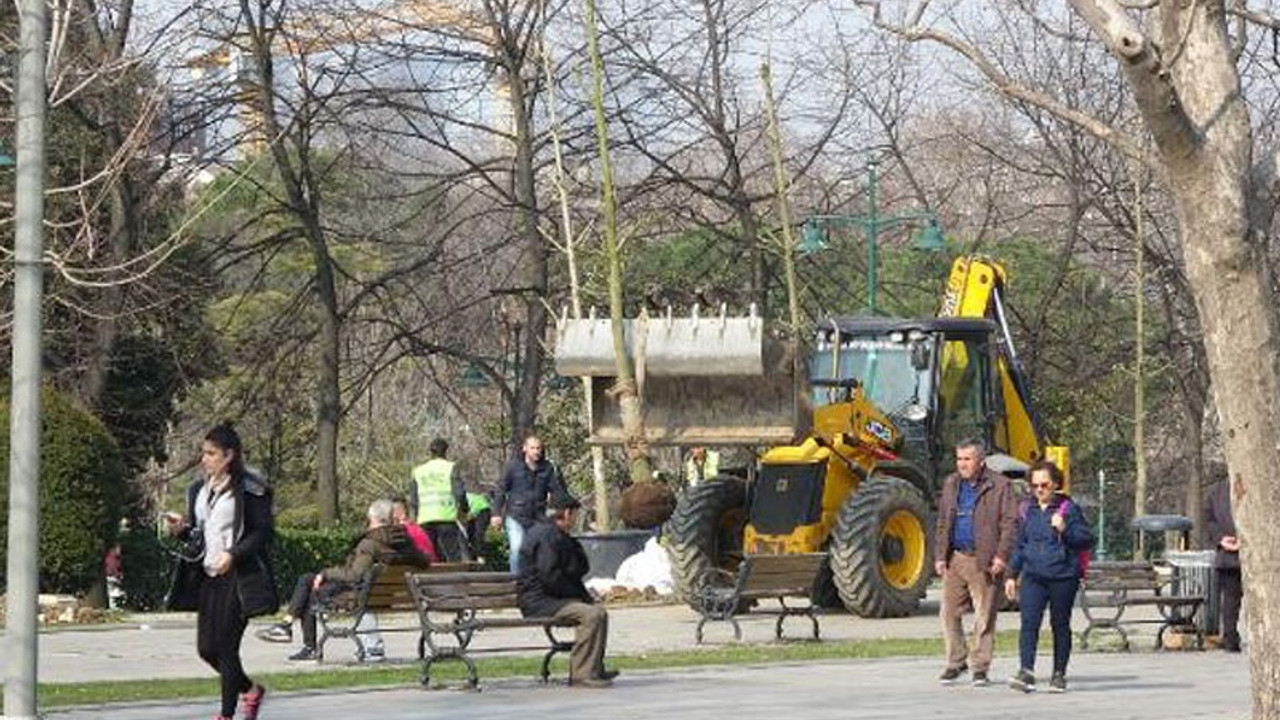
[35,631,1021,709]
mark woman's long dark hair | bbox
[205,422,247,479]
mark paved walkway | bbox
[24,590,1224,683]
[44,652,1249,720]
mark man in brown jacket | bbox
[256,499,430,660]
[933,438,1018,686]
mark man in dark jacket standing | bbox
[1205,478,1243,652]
[517,494,615,688]
[493,434,567,573]
[933,438,1018,687]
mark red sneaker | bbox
[240,684,266,720]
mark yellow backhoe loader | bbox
[553,255,1066,617]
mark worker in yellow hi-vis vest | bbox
[409,438,471,562]
[684,446,720,488]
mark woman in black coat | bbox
[167,423,277,720]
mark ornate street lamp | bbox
[800,159,947,313]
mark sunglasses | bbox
[1031,482,1053,490]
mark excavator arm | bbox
[939,255,1068,479]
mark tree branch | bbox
[855,0,1148,163]
[1067,0,1201,166]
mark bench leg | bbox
[1081,621,1130,651]
[421,651,480,691]
[771,608,821,642]
[696,615,741,644]
[540,640,573,683]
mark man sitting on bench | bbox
[257,498,431,660]
[517,493,617,688]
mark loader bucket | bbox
[554,308,805,446]
[554,306,769,377]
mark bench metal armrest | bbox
[693,567,744,620]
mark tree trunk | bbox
[309,223,342,524]
[585,0,653,487]
[541,37,613,529]
[1172,174,1280,719]
[1069,2,1280,713]
[509,65,547,452]
[241,0,342,522]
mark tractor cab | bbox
[811,316,1008,487]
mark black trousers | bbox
[197,573,253,717]
[423,521,470,562]
[467,509,493,561]
[286,572,341,648]
[1217,567,1243,647]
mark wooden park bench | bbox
[691,552,827,644]
[406,571,578,689]
[312,560,480,662]
[1078,560,1205,651]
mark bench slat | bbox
[417,582,517,598]
[425,595,521,611]
[412,571,512,585]
[747,571,814,589]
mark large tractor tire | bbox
[830,475,933,618]
[664,477,748,608]
[809,556,846,609]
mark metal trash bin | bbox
[575,530,654,580]
[1130,514,1194,558]
[1165,550,1219,636]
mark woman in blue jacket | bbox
[1005,460,1093,693]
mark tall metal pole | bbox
[1132,157,1147,528]
[4,0,48,717]
[865,159,880,314]
[1097,468,1108,560]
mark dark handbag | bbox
[236,552,280,619]
[163,533,206,611]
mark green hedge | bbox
[270,527,361,599]
[117,524,359,611]
[0,388,127,595]
[118,524,172,610]
[118,523,520,611]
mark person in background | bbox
[516,493,617,688]
[684,446,720,487]
[464,489,494,563]
[409,438,470,561]
[1205,477,1243,652]
[349,495,440,663]
[932,437,1018,688]
[104,542,124,610]
[165,423,276,720]
[493,434,567,574]
[1005,461,1093,693]
[256,499,429,661]
[391,494,438,562]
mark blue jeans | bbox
[1018,574,1078,674]
[505,516,526,574]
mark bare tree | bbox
[855,1,1280,715]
